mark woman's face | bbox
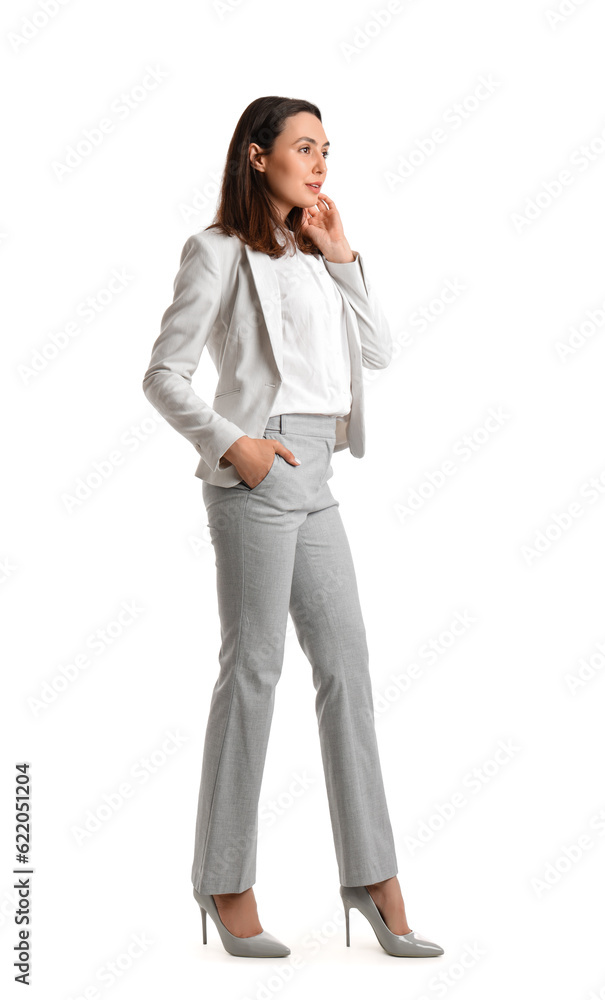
[249,111,329,222]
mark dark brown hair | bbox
[206,96,325,259]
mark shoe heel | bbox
[200,905,207,945]
[343,899,351,947]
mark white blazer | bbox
[142,227,393,487]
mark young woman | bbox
[142,96,443,960]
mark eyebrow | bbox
[293,136,330,147]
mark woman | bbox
[142,96,443,960]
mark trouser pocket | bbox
[240,448,279,491]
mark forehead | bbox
[280,112,328,144]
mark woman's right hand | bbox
[221,436,300,489]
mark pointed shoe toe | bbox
[395,929,444,957]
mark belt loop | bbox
[280,414,285,434]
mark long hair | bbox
[206,96,324,259]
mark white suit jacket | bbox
[142,227,393,487]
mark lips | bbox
[306,183,321,190]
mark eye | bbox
[299,146,330,158]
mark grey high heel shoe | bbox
[340,885,444,957]
[193,887,291,958]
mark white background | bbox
[3,0,605,997]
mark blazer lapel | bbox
[244,244,284,379]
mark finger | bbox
[277,445,301,466]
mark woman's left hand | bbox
[301,193,355,262]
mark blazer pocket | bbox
[214,387,241,399]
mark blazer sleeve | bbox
[142,235,247,474]
[323,251,393,369]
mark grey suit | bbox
[141,229,393,486]
[142,229,399,894]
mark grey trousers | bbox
[191,412,398,893]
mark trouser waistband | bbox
[265,413,338,437]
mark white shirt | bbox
[269,228,353,418]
